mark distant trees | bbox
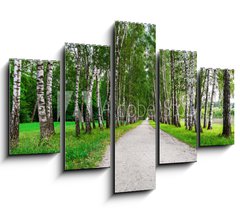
[9,59,60,148]
[65,43,110,136]
[159,50,197,132]
[200,68,234,137]
[114,21,156,126]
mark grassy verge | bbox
[10,122,60,155]
[65,120,143,170]
[149,120,156,128]
[200,123,234,146]
[160,122,197,148]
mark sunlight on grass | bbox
[200,123,234,146]
[10,122,60,155]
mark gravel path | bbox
[114,120,155,193]
[160,130,197,164]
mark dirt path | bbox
[114,120,155,193]
[160,130,197,164]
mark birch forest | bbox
[200,68,234,146]
[9,59,60,155]
[65,43,111,170]
[114,21,156,127]
[159,49,197,148]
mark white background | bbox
[0,0,240,215]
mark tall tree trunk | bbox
[106,69,110,128]
[170,51,175,125]
[85,67,95,133]
[37,61,50,140]
[222,69,231,137]
[203,69,210,128]
[10,59,22,148]
[207,69,217,130]
[96,71,103,130]
[74,63,80,136]
[170,51,180,127]
[46,61,55,135]
[162,52,167,124]
[188,52,195,131]
[81,92,85,130]
[199,68,206,133]
[31,100,38,122]
[184,51,189,129]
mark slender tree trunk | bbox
[10,59,22,148]
[37,61,50,140]
[81,92,85,130]
[31,100,38,122]
[188,52,195,130]
[222,69,231,137]
[85,67,95,133]
[74,63,80,136]
[96,71,103,130]
[46,61,55,135]
[162,53,167,124]
[170,51,180,127]
[199,68,206,133]
[203,69,210,128]
[184,51,189,129]
[207,69,217,130]
[106,70,110,128]
[170,51,175,125]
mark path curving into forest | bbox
[114,120,155,193]
[160,130,197,164]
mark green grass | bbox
[65,120,143,170]
[149,120,156,128]
[10,122,60,155]
[200,123,234,146]
[160,122,197,148]
[159,121,234,147]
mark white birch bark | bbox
[37,60,49,140]
[10,59,22,147]
[46,61,55,135]
[207,68,217,129]
[96,69,103,129]
[74,63,80,136]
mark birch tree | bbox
[115,22,127,127]
[85,54,95,133]
[203,68,210,128]
[37,60,50,140]
[10,59,22,147]
[46,61,55,135]
[96,69,104,130]
[106,69,110,128]
[207,69,217,130]
[74,61,81,136]
[184,51,189,129]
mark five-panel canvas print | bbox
[7,21,235,193]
